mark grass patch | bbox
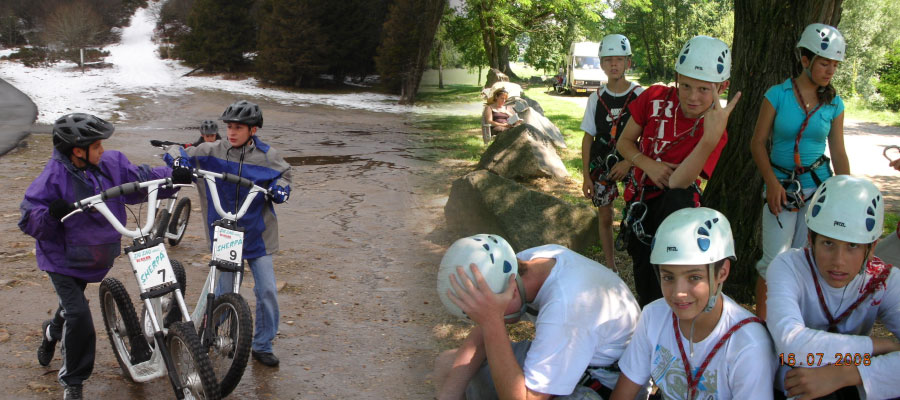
[844,97,900,127]
[885,211,899,237]
[416,84,484,104]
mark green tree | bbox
[875,42,900,111]
[834,0,900,102]
[255,0,328,86]
[611,0,733,83]
[448,0,603,81]
[375,0,446,104]
[176,0,256,72]
[703,0,843,302]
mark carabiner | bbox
[884,145,900,163]
[627,201,649,224]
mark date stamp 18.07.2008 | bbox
[779,353,872,367]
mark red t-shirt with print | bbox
[623,85,728,202]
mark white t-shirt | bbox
[516,245,641,395]
[766,248,900,399]
[618,295,776,400]
[580,82,644,137]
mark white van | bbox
[563,41,607,94]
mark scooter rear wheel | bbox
[167,321,221,400]
[168,197,192,246]
[99,277,152,381]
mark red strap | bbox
[804,248,891,332]
[790,80,825,173]
[673,313,763,400]
[595,86,636,144]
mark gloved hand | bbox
[171,157,193,184]
[49,199,75,221]
[150,140,164,147]
[269,184,290,204]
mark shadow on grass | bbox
[416,84,484,105]
[412,114,485,162]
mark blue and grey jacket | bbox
[19,150,174,282]
[165,136,291,259]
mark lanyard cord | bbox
[596,85,637,145]
[673,313,763,400]
[804,248,890,332]
[632,87,703,198]
[789,79,825,173]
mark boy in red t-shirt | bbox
[615,35,741,307]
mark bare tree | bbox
[42,1,104,51]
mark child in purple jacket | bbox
[18,113,172,400]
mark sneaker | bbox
[63,384,83,400]
[37,320,57,366]
[251,350,279,367]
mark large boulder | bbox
[519,95,545,116]
[479,124,569,181]
[444,170,599,253]
[485,68,509,88]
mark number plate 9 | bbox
[213,226,243,263]
[128,243,177,292]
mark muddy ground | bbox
[0,89,462,399]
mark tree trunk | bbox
[437,40,444,89]
[398,0,446,104]
[498,44,521,81]
[478,0,500,70]
[703,0,843,303]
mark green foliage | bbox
[875,42,900,112]
[835,0,900,102]
[443,5,487,71]
[255,0,389,87]
[176,0,256,72]
[6,47,52,67]
[610,0,733,83]
[375,0,445,94]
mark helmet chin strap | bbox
[688,262,722,358]
[503,275,530,320]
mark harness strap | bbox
[804,248,891,332]
[772,154,831,187]
[674,314,764,400]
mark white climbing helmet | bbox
[674,35,731,83]
[599,34,632,57]
[797,23,846,62]
[806,175,883,244]
[651,207,735,312]
[436,234,527,320]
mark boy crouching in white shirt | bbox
[611,207,777,400]
[766,175,900,400]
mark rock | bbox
[520,95,546,116]
[527,76,544,84]
[478,125,568,181]
[0,279,16,287]
[276,281,287,292]
[444,170,599,253]
[27,381,54,392]
[518,110,564,148]
[0,329,9,343]
[485,68,509,88]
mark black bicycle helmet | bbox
[200,119,218,135]
[219,100,263,128]
[52,113,114,154]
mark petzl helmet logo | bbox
[833,221,846,227]
[667,246,678,252]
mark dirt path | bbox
[0,89,455,399]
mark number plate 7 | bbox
[128,243,177,292]
[213,226,244,263]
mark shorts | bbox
[755,188,815,278]
[588,143,622,208]
[465,341,611,400]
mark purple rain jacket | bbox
[19,149,173,282]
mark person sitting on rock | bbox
[484,88,522,136]
[433,234,641,399]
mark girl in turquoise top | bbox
[749,23,850,319]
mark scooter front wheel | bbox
[99,278,152,381]
[167,321,221,400]
[202,293,253,397]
